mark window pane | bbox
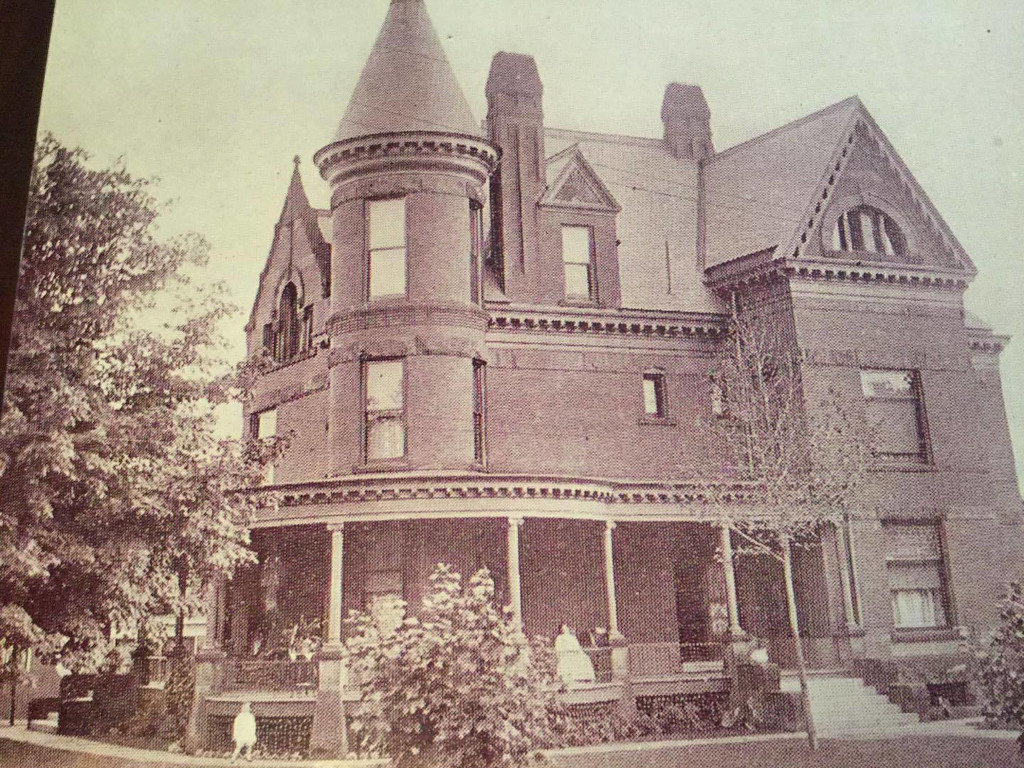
[642,377,659,415]
[562,226,592,265]
[369,198,405,250]
[257,409,277,439]
[366,361,404,410]
[848,210,864,249]
[564,263,591,298]
[892,589,942,628]
[886,525,941,560]
[861,369,914,398]
[866,400,921,455]
[367,415,405,459]
[860,211,877,252]
[369,247,406,297]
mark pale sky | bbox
[37,1,1024,491]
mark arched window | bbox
[831,205,907,258]
[277,282,300,362]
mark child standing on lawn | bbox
[231,701,257,762]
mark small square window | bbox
[860,369,928,461]
[642,372,667,419]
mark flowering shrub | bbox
[345,564,564,768]
[978,582,1024,752]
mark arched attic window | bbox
[831,205,907,259]
[276,282,300,362]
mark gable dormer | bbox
[532,145,622,308]
[540,145,620,213]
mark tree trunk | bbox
[8,646,18,726]
[781,535,818,750]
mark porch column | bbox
[602,521,621,638]
[836,520,862,629]
[507,518,524,629]
[311,523,349,758]
[327,523,345,645]
[719,524,743,636]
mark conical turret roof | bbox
[332,0,480,142]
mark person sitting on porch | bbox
[231,701,257,763]
[555,625,595,686]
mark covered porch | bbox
[190,511,864,751]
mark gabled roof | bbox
[704,96,976,276]
[331,0,480,142]
[704,97,861,268]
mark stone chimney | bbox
[661,83,713,161]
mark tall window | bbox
[277,282,300,361]
[470,202,484,305]
[363,359,406,461]
[561,226,594,301]
[832,205,907,258]
[885,522,950,629]
[473,360,486,463]
[251,408,278,484]
[860,369,928,461]
[642,371,667,419]
[367,198,406,299]
[301,305,314,352]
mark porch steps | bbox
[781,674,919,736]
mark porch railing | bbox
[628,642,725,678]
[222,659,319,692]
[581,646,614,683]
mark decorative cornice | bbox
[252,472,761,510]
[486,306,728,341]
[328,302,489,337]
[706,254,970,294]
[314,131,499,191]
[968,332,1010,354]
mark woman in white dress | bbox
[231,701,257,762]
[554,625,596,686]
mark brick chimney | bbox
[661,83,713,161]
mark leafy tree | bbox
[345,564,563,768]
[708,309,869,749]
[0,134,274,672]
[978,582,1024,753]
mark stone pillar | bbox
[507,518,524,629]
[311,524,349,758]
[184,578,226,753]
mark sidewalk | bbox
[0,724,386,767]
[1,718,1018,767]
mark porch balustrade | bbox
[627,642,726,679]
[222,659,319,692]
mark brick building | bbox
[189,0,1022,751]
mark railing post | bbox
[311,523,349,758]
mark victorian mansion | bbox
[186,0,1022,752]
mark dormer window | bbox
[561,225,594,301]
[367,198,407,299]
[831,205,907,258]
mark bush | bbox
[345,564,564,768]
[978,582,1024,751]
